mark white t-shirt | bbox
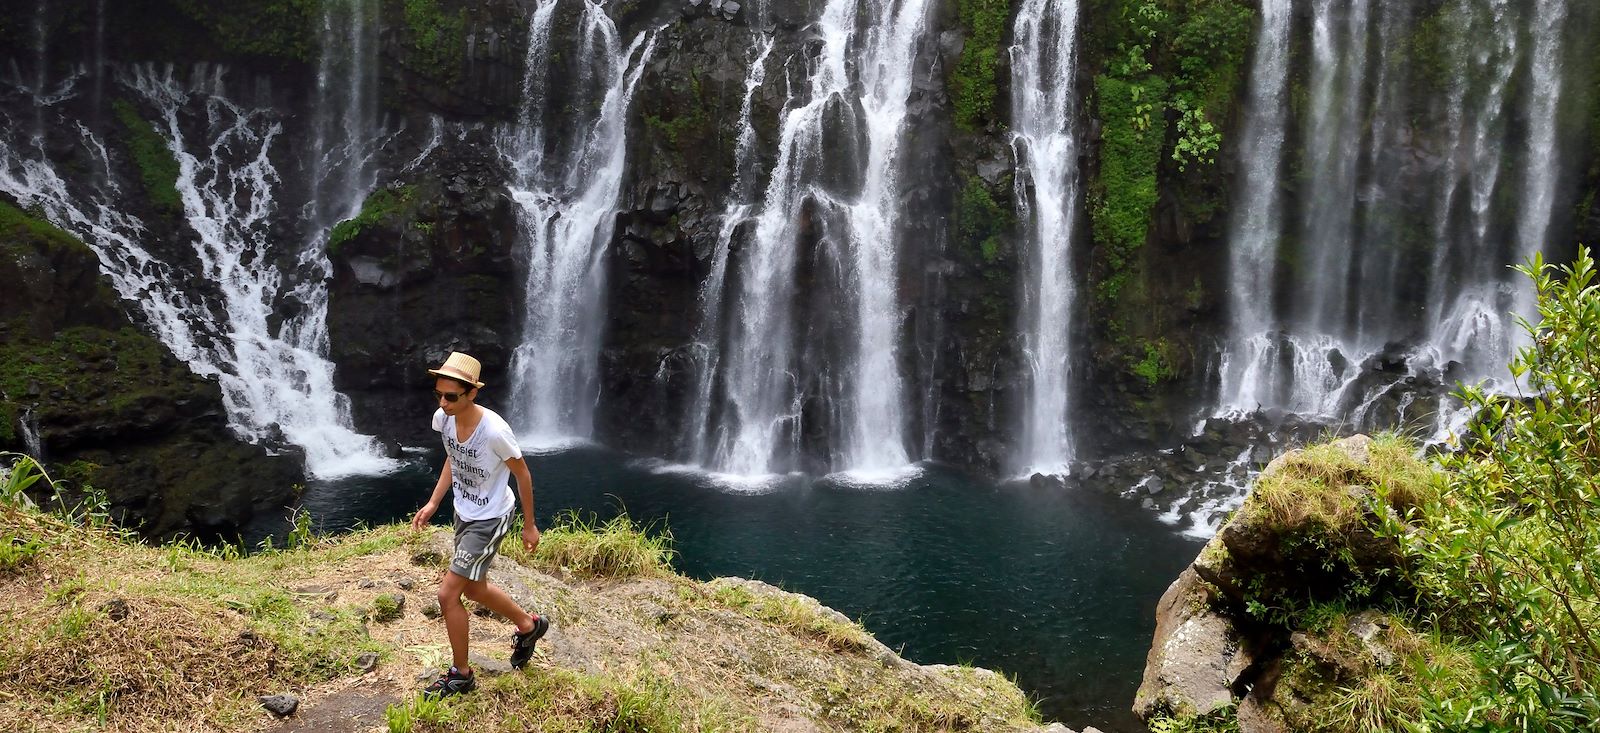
[432,406,523,521]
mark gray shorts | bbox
[450,511,514,581]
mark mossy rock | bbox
[1207,435,1435,627]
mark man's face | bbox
[434,378,475,416]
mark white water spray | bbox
[501,0,657,444]
[1010,0,1084,477]
[712,0,934,476]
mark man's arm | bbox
[508,456,539,552]
[412,458,453,531]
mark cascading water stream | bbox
[1010,0,1084,477]
[685,34,775,469]
[2,15,396,479]
[710,0,933,477]
[126,64,396,478]
[19,408,44,462]
[1198,0,1581,535]
[1217,0,1291,413]
[501,0,656,445]
[1218,0,1576,426]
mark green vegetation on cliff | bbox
[111,100,184,218]
[327,185,417,255]
[956,174,1013,264]
[952,0,1013,131]
[169,0,319,62]
[401,0,468,83]
[1087,0,1252,303]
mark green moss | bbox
[0,321,176,428]
[0,200,82,258]
[955,175,1011,265]
[1130,338,1176,385]
[111,100,182,217]
[402,0,468,83]
[645,113,702,150]
[951,0,1012,131]
[1090,72,1166,303]
[326,186,414,256]
[169,0,319,62]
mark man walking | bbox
[412,351,549,697]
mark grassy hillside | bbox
[0,460,1046,733]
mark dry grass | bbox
[0,505,407,732]
[705,579,875,653]
[1251,434,1439,535]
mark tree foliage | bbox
[1393,248,1600,730]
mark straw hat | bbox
[428,352,486,388]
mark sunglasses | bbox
[433,389,468,403]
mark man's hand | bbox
[521,521,540,553]
[412,502,438,531]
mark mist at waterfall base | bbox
[249,447,1200,731]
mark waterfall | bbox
[306,0,385,239]
[709,0,934,476]
[1216,0,1578,432]
[1217,0,1292,413]
[685,34,775,468]
[1010,0,1084,477]
[2,15,396,479]
[19,408,44,461]
[125,64,396,478]
[501,0,656,446]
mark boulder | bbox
[1133,568,1241,719]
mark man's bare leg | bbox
[438,571,475,672]
[464,579,537,633]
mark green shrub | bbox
[1,452,48,509]
[1388,248,1600,730]
[951,0,1011,131]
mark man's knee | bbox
[461,579,489,602]
[438,573,469,606]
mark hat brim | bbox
[428,368,485,389]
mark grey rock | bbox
[1348,610,1397,668]
[975,156,1011,185]
[98,598,129,622]
[258,694,299,717]
[357,578,378,589]
[1134,568,1241,719]
[467,651,514,675]
[422,601,442,619]
[397,577,416,591]
[356,652,380,673]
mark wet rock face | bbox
[378,0,531,122]
[325,127,522,448]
